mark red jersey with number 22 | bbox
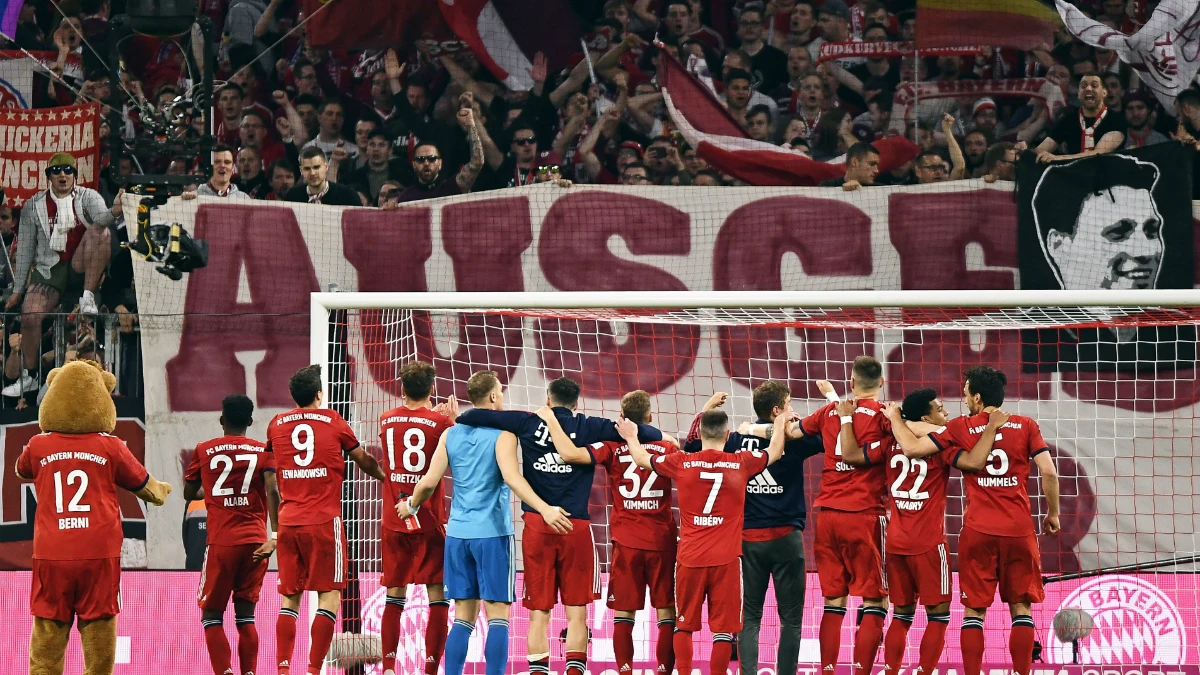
[591,440,678,551]
[266,408,360,526]
[884,435,956,555]
[653,448,768,567]
[184,435,274,545]
[378,406,454,533]
[931,413,1049,537]
[802,399,890,513]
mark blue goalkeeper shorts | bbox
[444,535,515,603]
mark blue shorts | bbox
[444,535,515,603]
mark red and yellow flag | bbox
[916,0,1059,51]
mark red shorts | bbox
[382,527,445,588]
[814,509,888,599]
[607,542,675,611]
[198,543,269,611]
[521,514,600,610]
[674,559,743,633]
[277,518,349,595]
[887,543,951,608]
[30,557,121,622]
[958,526,1044,608]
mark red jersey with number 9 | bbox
[16,432,149,560]
[184,435,275,545]
[591,440,678,551]
[884,435,955,555]
[931,413,1049,537]
[265,408,360,526]
[802,399,890,513]
[378,406,454,533]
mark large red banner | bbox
[0,102,101,207]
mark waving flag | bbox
[917,0,1058,51]
[438,0,582,91]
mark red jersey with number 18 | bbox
[378,406,454,533]
[802,399,890,513]
[265,408,360,526]
[591,440,678,551]
[184,435,275,545]
[653,448,768,567]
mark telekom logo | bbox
[1049,575,1187,664]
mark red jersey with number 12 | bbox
[185,435,274,545]
[653,448,768,567]
[802,399,890,513]
[884,433,956,555]
[591,440,678,551]
[378,406,454,533]
[265,408,360,526]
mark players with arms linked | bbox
[455,376,664,675]
[889,366,1060,675]
[184,394,281,675]
[266,365,387,675]
[398,370,573,675]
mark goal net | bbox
[313,290,1200,673]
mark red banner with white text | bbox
[0,103,100,207]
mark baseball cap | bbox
[618,140,644,158]
[972,97,997,116]
[821,0,851,21]
[47,153,76,169]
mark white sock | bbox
[83,290,95,303]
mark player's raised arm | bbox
[402,433,451,516]
[1033,449,1061,535]
[616,417,653,471]
[703,392,728,411]
[349,446,387,482]
[954,408,1009,471]
[535,406,592,464]
[886,403,939,457]
[495,431,573,533]
[834,398,870,466]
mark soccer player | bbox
[377,361,457,675]
[184,394,281,675]
[627,409,789,675]
[399,370,573,675]
[889,366,1061,675]
[267,365,387,675]
[586,390,680,675]
[456,376,664,675]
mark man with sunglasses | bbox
[397,108,486,204]
[4,153,119,397]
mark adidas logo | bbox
[533,452,573,474]
[427,657,436,663]
[620,666,631,672]
[608,594,615,602]
[747,469,784,494]
[385,651,396,658]
[823,666,834,672]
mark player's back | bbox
[884,436,953,555]
[379,405,453,533]
[591,440,677,550]
[17,432,149,560]
[444,423,513,539]
[187,435,273,545]
[803,399,890,512]
[266,407,360,526]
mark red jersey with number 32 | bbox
[931,413,1049,537]
[184,435,274,545]
[884,434,955,555]
[265,408,360,526]
[16,432,149,560]
[378,406,453,533]
[591,440,678,551]
[653,448,768,567]
[802,399,890,513]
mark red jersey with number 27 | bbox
[378,406,454,533]
[802,399,890,513]
[591,440,678,551]
[931,413,1049,537]
[265,408,360,526]
[884,434,955,555]
[184,435,275,545]
[653,448,768,567]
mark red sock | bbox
[566,649,587,675]
[276,610,298,675]
[381,598,404,674]
[853,606,886,675]
[655,619,675,675]
[961,618,986,675]
[203,621,233,675]
[673,630,693,675]
[425,601,450,675]
[883,612,913,672]
[820,606,847,670]
[918,613,950,673]
[710,639,733,675]
[308,609,337,675]
[1010,616,1036,675]
[235,618,259,675]
[614,618,635,674]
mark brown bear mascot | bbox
[15,360,172,675]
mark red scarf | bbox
[44,189,84,263]
[1081,104,1108,151]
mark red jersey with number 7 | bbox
[884,435,956,555]
[653,448,768,567]
[15,432,149,560]
[265,408,360,526]
[591,440,678,551]
[930,413,1049,537]
[184,435,275,545]
[378,406,454,534]
[802,399,890,513]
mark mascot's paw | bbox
[29,616,70,675]
[135,476,172,506]
[78,616,118,675]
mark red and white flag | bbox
[438,0,582,91]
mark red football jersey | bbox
[16,432,149,560]
[802,399,890,513]
[884,435,955,555]
[184,435,275,545]
[931,413,1050,537]
[378,406,454,533]
[265,408,360,526]
[653,448,768,567]
[591,440,678,551]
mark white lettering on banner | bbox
[0,104,100,206]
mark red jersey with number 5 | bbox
[653,448,768,567]
[16,432,149,560]
[265,408,360,526]
[184,435,274,545]
[802,399,890,513]
[884,435,955,555]
[379,406,454,533]
[591,440,678,551]
[931,413,1049,537]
